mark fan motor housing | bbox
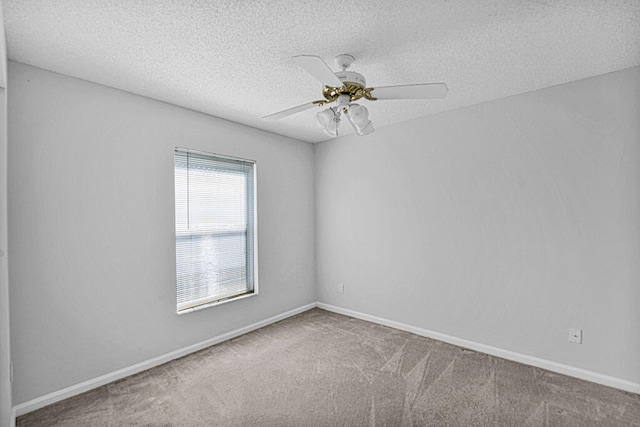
[336,71,366,87]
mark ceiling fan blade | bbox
[292,55,343,88]
[262,102,318,121]
[369,83,448,100]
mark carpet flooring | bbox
[17,308,640,426]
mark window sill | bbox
[177,291,257,315]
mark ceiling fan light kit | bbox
[262,54,448,138]
[315,107,340,137]
[346,104,374,136]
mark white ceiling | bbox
[3,1,640,143]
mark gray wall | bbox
[315,67,640,384]
[0,87,12,427]
[0,85,10,427]
[8,62,316,404]
[0,2,11,424]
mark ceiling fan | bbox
[262,54,448,137]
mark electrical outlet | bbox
[338,284,344,294]
[568,328,582,344]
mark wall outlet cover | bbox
[569,328,582,344]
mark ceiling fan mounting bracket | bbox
[335,54,355,71]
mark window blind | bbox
[174,150,256,312]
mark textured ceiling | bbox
[3,1,640,143]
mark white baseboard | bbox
[317,303,640,395]
[12,302,316,418]
[12,300,639,423]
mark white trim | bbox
[12,300,639,423]
[174,146,256,164]
[177,291,257,314]
[316,303,640,395]
[12,302,316,417]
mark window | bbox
[174,149,257,313]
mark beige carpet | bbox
[18,308,640,426]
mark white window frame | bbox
[174,147,258,314]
